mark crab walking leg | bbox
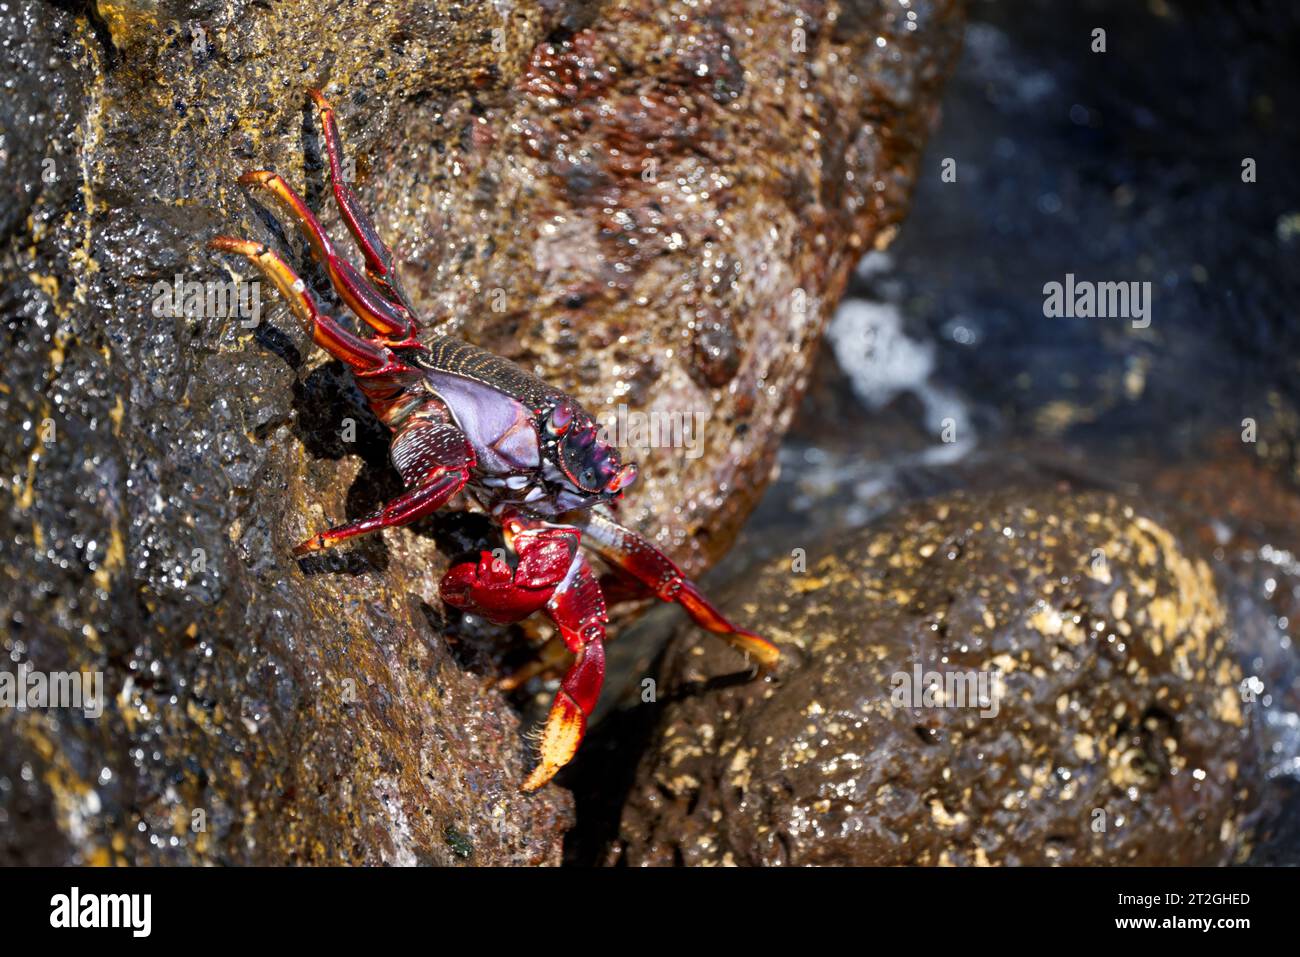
[578,508,780,669]
[494,634,571,692]
[308,89,417,315]
[295,418,476,556]
[208,237,390,371]
[237,170,418,345]
[291,468,468,556]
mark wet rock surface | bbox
[0,1,961,863]
[609,0,1297,864]
[610,491,1259,866]
[361,0,964,568]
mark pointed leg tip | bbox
[237,169,275,187]
[521,691,587,793]
[291,536,324,557]
[307,88,332,110]
[736,630,781,670]
[520,765,557,793]
[208,235,255,255]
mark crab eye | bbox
[605,463,637,494]
[548,403,573,436]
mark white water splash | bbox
[828,255,976,466]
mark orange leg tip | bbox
[208,235,255,255]
[495,670,534,695]
[520,692,586,792]
[520,764,557,793]
[291,535,324,557]
[307,88,331,109]
[237,169,275,187]
[737,630,781,670]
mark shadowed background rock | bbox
[0,0,963,863]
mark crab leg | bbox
[440,519,582,624]
[291,468,468,556]
[525,531,611,790]
[295,416,476,555]
[439,515,608,791]
[210,236,462,554]
[308,89,418,317]
[208,237,390,371]
[577,508,780,669]
[236,170,418,346]
[526,610,604,792]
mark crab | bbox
[209,89,779,791]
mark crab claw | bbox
[440,523,579,625]
[440,550,552,623]
[522,636,604,792]
[438,516,609,791]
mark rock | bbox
[0,0,962,863]
[611,491,1259,865]
[360,0,965,567]
[1146,446,1300,863]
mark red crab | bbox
[210,89,779,791]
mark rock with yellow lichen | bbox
[0,0,962,863]
[611,491,1260,865]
